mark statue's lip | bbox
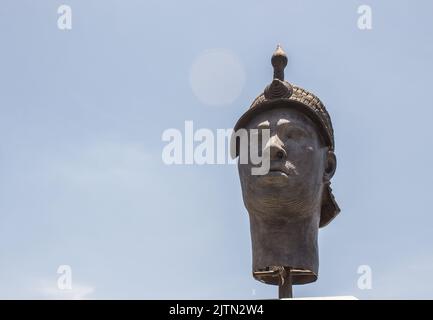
[269,161,291,175]
[268,167,290,177]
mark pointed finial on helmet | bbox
[265,45,292,100]
[271,44,288,81]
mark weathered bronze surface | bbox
[232,46,340,295]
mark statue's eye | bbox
[285,130,297,140]
[285,128,307,141]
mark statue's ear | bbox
[324,150,336,182]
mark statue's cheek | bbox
[290,148,324,175]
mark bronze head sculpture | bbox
[231,46,340,297]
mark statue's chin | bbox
[243,185,320,220]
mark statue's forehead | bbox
[245,107,316,129]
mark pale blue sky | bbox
[0,0,433,299]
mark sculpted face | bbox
[238,106,336,221]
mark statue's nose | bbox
[266,136,287,161]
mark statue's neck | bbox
[248,209,320,284]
